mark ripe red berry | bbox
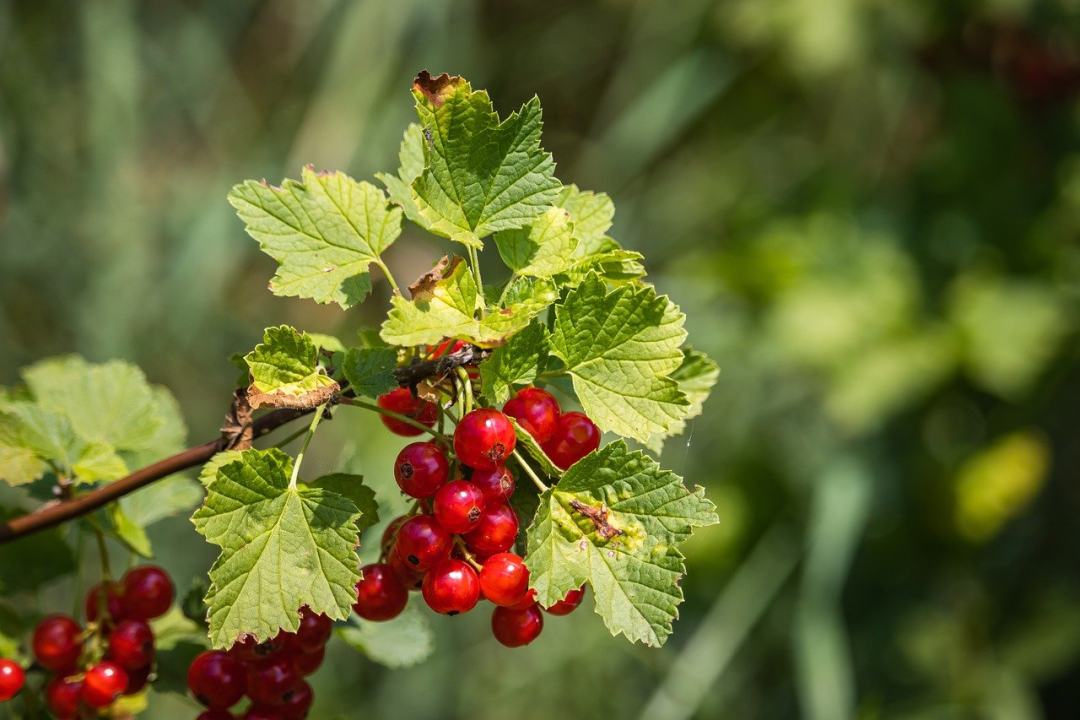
[381,516,407,555]
[471,466,515,507]
[393,442,449,498]
[85,580,126,626]
[291,645,324,676]
[125,663,152,694]
[388,553,425,591]
[294,608,332,653]
[377,388,438,436]
[45,676,82,719]
[464,503,519,557]
[81,661,129,708]
[245,656,301,707]
[281,680,314,718]
[545,585,586,615]
[393,515,452,570]
[107,618,155,669]
[188,650,246,708]
[32,614,83,671]
[541,411,600,469]
[198,711,236,720]
[479,552,530,607]
[230,634,286,663]
[122,565,174,620]
[454,409,517,470]
[509,588,538,610]
[244,708,280,720]
[422,559,480,615]
[491,604,544,647]
[0,659,24,701]
[503,387,560,444]
[353,563,408,621]
[433,480,485,533]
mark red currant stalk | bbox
[0,659,24,701]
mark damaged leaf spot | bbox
[569,499,623,540]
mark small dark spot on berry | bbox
[447,610,459,616]
[468,507,481,522]
[407,555,420,566]
[489,443,506,461]
[400,462,414,479]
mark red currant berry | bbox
[45,676,82,719]
[454,409,517,470]
[393,515,452,570]
[353,563,408,621]
[245,656,300,707]
[503,387,560,444]
[229,634,286,663]
[463,503,519,557]
[542,411,600,469]
[198,711,236,720]
[393,442,449,498]
[509,588,538,610]
[545,585,586,615]
[479,552,530,607]
[281,680,313,719]
[422,559,480,615]
[491,604,544,647]
[433,480,485,533]
[294,607,332,652]
[188,650,246,708]
[81,661,129,708]
[0,659,24,701]
[107,618,155,669]
[32,614,83,672]
[122,565,174,620]
[380,516,407,555]
[471,466,515,507]
[85,580,126,626]
[291,645,324,676]
[244,708,279,720]
[388,553,425,591]
[377,388,438,436]
[124,663,152,694]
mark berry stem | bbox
[453,536,484,571]
[339,398,448,439]
[272,424,310,449]
[374,259,401,295]
[512,450,550,493]
[290,403,327,489]
[90,520,113,580]
[455,367,474,415]
[466,246,484,315]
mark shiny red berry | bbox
[388,553,425,591]
[122,565,174,620]
[422,559,480,615]
[353,563,408,621]
[294,608,332,653]
[541,411,600,469]
[45,676,82,719]
[81,661,129,708]
[188,650,246,709]
[291,645,324,676]
[433,480,485,533]
[85,580,126,626]
[229,634,286,663]
[245,656,300,707]
[479,552,530,607]
[107,618,155,669]
[198,711,236,720]
[509,588,538,610]
[124,663,152,694]
[393,442,449,498]
[377,388,438,436]
[281,680,313,718]
[393,515,452,570]
[464,503,518,557]
[380,516,407,555]
[503,387,560,444]
[454,409,517,470]
[471,466,515,507]
[32,614,83,671]
[491,604,544,647]
[244,708,280,720]
[0,659,24,701]
[545,585,586,615]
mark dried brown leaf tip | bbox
[412,70,463,107]
[409,254,462,301]
[246,379,339,411]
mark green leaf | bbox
[307,473,379,533]
[0,510,76,594]
[228,167,402,309]
[556,184,615,255]
[120,474,202,528]
[377,123,426,225]
[406,72,561,247]
[0,403,127,483]
[380,257,547,347]
[307,333,346,354]
[479,321,547,404]
[0,444,45,486]
[524,441,717,646]
[340,348,398,399]
[509,418,562,479]
[107,504,153,558]
[191,449,363,648]
[494,207,577,278]
[646,349,719,451]
[72,443,129,483]
[244,325,339,410]
[548,276,690,442]
[198,450,245,487]
[338,601,434,668]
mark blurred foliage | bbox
[3,0,1080,718]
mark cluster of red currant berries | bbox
[355,383,600,646]
[186,606,330,719]
[0,565,175,717]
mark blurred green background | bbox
[3,0,1080,718]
